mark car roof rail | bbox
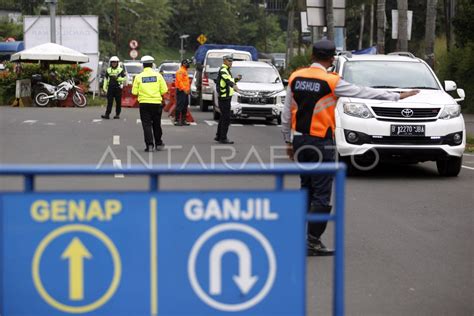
[336,51,352,58]
[387,51,416,58]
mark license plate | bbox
[390,125,425,136]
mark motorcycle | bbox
[33,77,87,108]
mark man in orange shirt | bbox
[174,59,192,126]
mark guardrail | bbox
[0,163,346,315]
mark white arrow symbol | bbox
[209,239,258,295]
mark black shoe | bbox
[101,115,110,119]
[113,115,120,119]
[214,136,220,142]
[307,236,334,256]
[218,139,234,144]
[155,142,165,151]
[174,120,182,126]
[181,120,190,126]
[144,145,154,152]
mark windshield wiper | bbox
[370,85,398,88]
[401,86,439,90]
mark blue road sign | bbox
[0,191,306,315]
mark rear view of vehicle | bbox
[123,61,143,85]
[213,61,286,124]
[335,54,466,176]
[157,61,180,83]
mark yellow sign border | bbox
[32,224,122,314]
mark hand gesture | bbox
[400,90,419,99]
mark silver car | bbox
[213,61,286,124]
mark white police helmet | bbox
[141,55,155,63]
[109,56,120,63]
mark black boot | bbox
[144,145,154,152]
[307,235,334,256]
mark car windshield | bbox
[206,57,223,68]
[124,64,143,74]
[342,61,440,89]
[232,66,280,83]
[160,64,179,72]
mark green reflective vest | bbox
[103,66,126,91]
[131,67,168,104]
[217,64,236,99]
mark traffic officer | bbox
[215,54,241,144]
[282,39,419,256]
[174,58,192,126]
[101,56,126,119]
[132,55,168,152]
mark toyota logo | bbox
[401,108,414,117]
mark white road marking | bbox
[92,119,102,123]
[190,122,197,126]
[205,120,218,126]
[231,124,244,127]
[45,122,56,126]
[254,124,266,127]
[22,120,38,124]
[113,135,120,145]
[461,165,474,170]
[137,119,141,124]
[113,159,125,178]
[161,119,173,125]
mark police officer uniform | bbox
[215,54,240,144]
[102,56,126,119]
[282,40,417,256]
[132,55,169,152]
[174,59,191,126]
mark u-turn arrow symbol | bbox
[209,239,258,295]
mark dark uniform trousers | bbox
[216,97,231,140]
[176,89,188,121]
[139,103,163,146]
[293,133,335,239]
[106,87,122,116]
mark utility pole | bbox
[397,0,408,51]
[425,0,438,69]
[45,0,57,43]
[325,0,334,40]
[376,0,386,54]
[115,0,119,56]
[369,1,375,47]
[286,0,295,66]
[358,4,366,50]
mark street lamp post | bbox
[45,0,58,43]
[179,34,189,61]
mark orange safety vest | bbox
[288,67,340,138]
[175,66,190,92]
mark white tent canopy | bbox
[10,42,89,63]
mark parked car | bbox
[123,61,143,85]
[333,53,466,176]
[157,61,180,83]
[212,61,286,124]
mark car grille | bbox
[241,107,273,116]
[238,96,276,105]
[371,107,440,118]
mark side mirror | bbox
[454,88,465,102]
[444,80,457,92]
[283,79,289,86]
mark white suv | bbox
[334,53,466,176]
[213,61,286,124]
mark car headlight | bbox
[343,102,374,119]
[439,104,460,119]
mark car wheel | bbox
[436,155,462,177]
